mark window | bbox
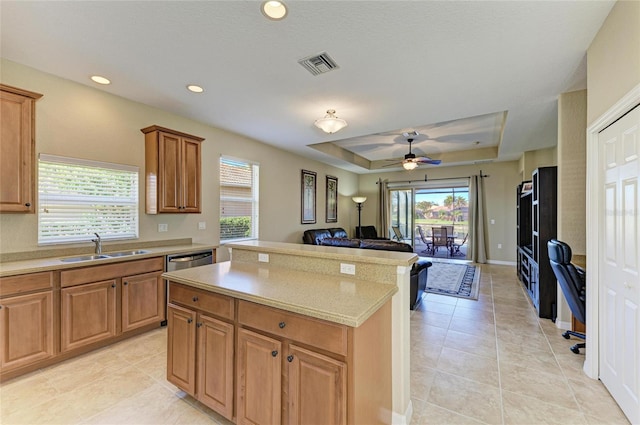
[220,156,259,241]
[38,154,139,245]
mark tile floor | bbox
[0,263,630,424]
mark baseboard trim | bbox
[555,320,571,330]
[392,400,413,425]
[487,259,517,266]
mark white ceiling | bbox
[0,1,615,173]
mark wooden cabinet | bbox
[0,84,42,213]
[122,270,165,332]
[60,257,164,353]
[141,125,204,214]
[237,300,347,425]
[236,328,282,425]
[517,167,557,319]
[61,279,117,352]
[167,285,235,420]
[0,272,54,372]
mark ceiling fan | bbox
[384,136,442,170]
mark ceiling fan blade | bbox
[415,157,442,165]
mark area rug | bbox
[426,261,480,299]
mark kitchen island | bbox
[162,241,416,425]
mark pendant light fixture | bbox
[314,109,348,134]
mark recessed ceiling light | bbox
[90,75,111,85]
[187,85,204,93]
[261,1,287,20]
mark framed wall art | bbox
[301,169,317,224]
[325,175,338,223]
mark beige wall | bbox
[519,147,558,180]
[0,59,359,257]
[587,0,640,125]
[356,161,522,263]
[557,90,587,255]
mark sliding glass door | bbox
[389,189,413,242]
[415,186,469,249]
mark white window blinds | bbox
[38,154,139,245]
[220,156,259,241]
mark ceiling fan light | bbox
[314,109,348,134]
[402,161,418,171]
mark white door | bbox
[599,104,640,424]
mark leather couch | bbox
[302,228,432,309]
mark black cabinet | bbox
[516,167,557,319]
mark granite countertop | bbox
[0,243,217,277]
[228,240,418,267]
[163,261,398,328]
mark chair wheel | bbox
[562,331,571,339]
[570,345,580,354]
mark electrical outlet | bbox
[258,253,269,263]
[158,223,168,232]
[340,263,356,275]
[490,219,495,224]
[198,221,206,230]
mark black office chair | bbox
[355,225,379,239]
[548,239,586,354]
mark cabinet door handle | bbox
[279,322,286,329]
[111,283,116,288]
[192,296,199,302]
[271,350,278,357]
[123,281,128,286]
[25,202,31,207]
[187,318,193,324]
[196,322,202,328]
[287,355,294,362]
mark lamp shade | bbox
[402,161,418,170]
[352,196,367,204]
[314,109,348,134]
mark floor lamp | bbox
[352,196,367,238]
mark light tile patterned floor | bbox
[0,264,630,424]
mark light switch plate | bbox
[158,223,168,232]
[340,263,356,275]
[198,222,206,230]
[258,253,269,263]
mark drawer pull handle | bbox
[271,350,278,357]
[287,355,294,362]
[192,296,199,302]
[187,318,193,324]
[279,322,286,329]
[25,202,31,207]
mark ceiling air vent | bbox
[298,52,339,76]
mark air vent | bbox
[298,52,339,76]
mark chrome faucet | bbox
[91,233,102,254]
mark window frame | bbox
[219,155,259,243]
[37,153,139,246]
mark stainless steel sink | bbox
[105,250,151,257]
[59,249,151,263]
[60,254,111,263]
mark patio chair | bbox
[431,226,451,257]
[417,226,433,255]
[391,226,405,241]
[452,233,468,256]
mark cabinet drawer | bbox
[0,271,53,297]
[168,283,234,320]
[238,300,347,356]
[61,257,163,287]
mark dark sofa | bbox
[302,228,432,309]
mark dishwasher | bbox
[163,249,214,325]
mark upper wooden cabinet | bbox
[141,125,204,214]
[0,84,43,213]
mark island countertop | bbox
[163,260,398,327]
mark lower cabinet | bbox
[236,328,282,425]
[167,286,235,421]
[60,257,165,354]
[61,279,117,352]
[0,290,54,372]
